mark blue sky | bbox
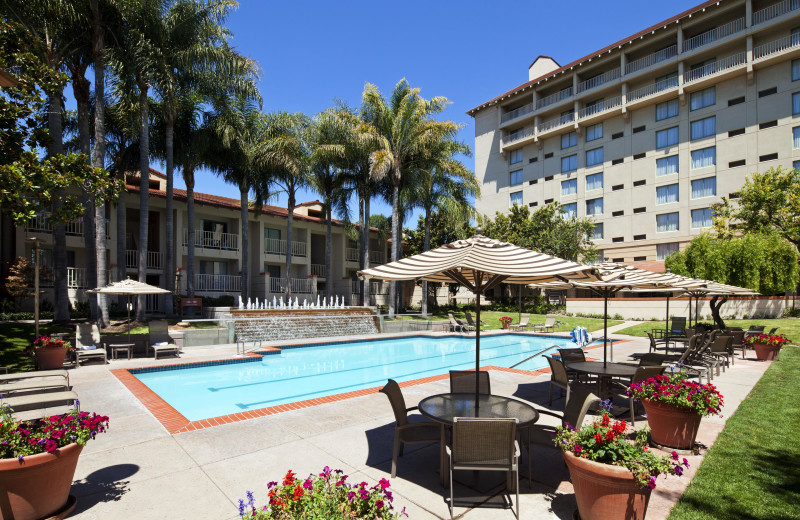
[157,0,701,226]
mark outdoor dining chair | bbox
[606,366,665,425]
[449,370,491,395]
[545,356,571,407]
[379,379,440,478]
[709,334,734,370]
[557,348,595,385]
[447,417,519,520]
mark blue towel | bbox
[79,345,97,350]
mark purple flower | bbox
[267,481,277,489]
[647,476,657,489]
[600,399,613,412]
[246,490,255,508]
[237,498,245,518]
[17,455,23,463]
[671,451,679,461]
[683,458,690,468]
[303,478,313,489]
[675,465,683,476]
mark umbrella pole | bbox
[127,295,132,342]
[688,295,693,328]
[665,295,670,354]
[475,288,481,409]
[603,292,608,368]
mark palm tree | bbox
[361,79,460,317]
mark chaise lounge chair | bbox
[510,313,531,332]
[1,391,80,421]
[75,323,108,367]
[147,320,181,359]
[448,313,465,333]
[0,370,69,385]
[533,314,557,333]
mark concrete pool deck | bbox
[63,329,770,519]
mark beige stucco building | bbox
[469,0,800,264]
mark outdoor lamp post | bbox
[26,237,40,339]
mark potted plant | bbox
[0,404,109,520]
[628,370,723,450]
[744,333,789,361]
[499,316,513,329]
[238,467,407,519]
[555,406,687,520]
[27,336,74,370]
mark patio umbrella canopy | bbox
[87,278,171,340]
[358,232,600,403]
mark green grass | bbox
[615,318,800,344]
[103,319,221,336]
[0,322,72,372]
[392,310,622,332]
[668,346,800,520]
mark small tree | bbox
[4,257,49,312]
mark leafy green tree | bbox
[405,209,474,257]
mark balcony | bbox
[625,44,678,75]
[311,264,326,277]
[67,267,87,288]
[627,76,679,104]
[194,274,241,293]
[536,87,573,110]
[753,33,800,62]
[500,102,534,123]
[26,214,108,237]
[753,0,800,25]
[346,247,359,262]
[500,126,536,149]
[577,68,621,94]
[683,52,746,84]
[126,250,164,270]
[350,279,390,295]
[536,112,575,137]
[577,95,623,121]
[183,229,239,251]
[268,277,314,294]
[369,250,386,264]
[264,238,307,257]
[683,18,746,53]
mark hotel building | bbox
[469,0,800,264]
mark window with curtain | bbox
[656,127,679,149]
[691,208,713,228]
[510,169,523,186]
[657,242,679,260]
[656,155,679,176]
[562,154,578,172]
[794,92,800,115]
[586,197,603,215]
[794,127,800,148]
[592,223,604,239]
[656,184,680,204]
[690,86,715,111]
[586,147,604,167]
[691,146,716,168]
[586,123,603,142]
[691,177,716,198]
[690,116,716,140]
[794,59,800,81]
[562,131,577,149]
[586,172,603,191]
[509,149,523,165]
[656,212,680,232]
[562,203,577,218]
[561,178,577,195]
[509,191,523,206]
[656,98,679,121]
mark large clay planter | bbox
[563,451,651,520]
[502,322,510,330]
[34,347,68,370]
[0,443,82,520]
[752,342,780,361]
[642,398,701,450]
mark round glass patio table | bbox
[418,393,539,487]
[566,361,639,400]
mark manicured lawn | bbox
[668,346,800,520]
[104,319,221,336]
[396,310,622,332]
[615,318,800,343]
[0,322,72,372]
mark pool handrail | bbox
[510,344,560,369]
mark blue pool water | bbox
[133,334,582,421]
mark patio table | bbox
[566,361,639,400]
[418,393,538,488]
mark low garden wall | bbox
[567,296,795,321]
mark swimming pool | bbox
[133,334,582,421]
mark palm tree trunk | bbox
[46,90,70,323]
[285,191,295,301]
[239,180,249,302]
[185,168,195,297]
[92,5,109,326]
[362,196,371,306]
[358,194,365,306]
[164,120,175,316]
[388,176,400,318]
[116,173,126,308]
[136,87,150,322]
[421,206,431,317]
[325,203,332,300]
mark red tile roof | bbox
[467,0,721,115]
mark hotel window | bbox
[691,177,716,199]
[265,265,281,278]
[509,149,523,165]
[562,154,578,172]
[794,160,800,170]
[656,155,679,176]
[561,178,577,196]
[657,242,680,260]
[794,58,800,81]
[690,116,716,140]
[656,212,680,232]
[690,86,716,111]
[656,127,679,149]
[794,93,800,115]
[509,191,523,206]
[586,197,603,216]
[691,208,713,228]
[584,98,604,116]
[586,172,603,191]
[562,202,578,219]
[691,146,716,168]
[586,147,604,167]
[655,71,679,88]
[592,223,604,239]
[561,109,575,124]
[510,169,523,186]
[586,123,603,142]
[561,131,577,149]
[656,98,679,121]
[656,184,679,204]
[794,127,800,148]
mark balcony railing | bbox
[577,95,622,120]
[264,238,307,257]
[369,250,386,264]
[683,52,746,84]
[194,274,241,292]
[126,250,164,270]
[501,102,534,123]
[683,17,746,52]
[501,126,536,147]
[577,68,621,93]
[311,264,326,277]
[627,76,679,103]
[346,247,359,262]
[26,214,108,237]
[535,87,573,109]
[753,0,800,25]
[269,277,314,294]
[625,44,678,75]
[537,112,575,134]
[67,267,86,288]
[754,33,800,61]
[183,229,239,251]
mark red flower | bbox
[283,470,296,486]
[594,433,603,444]
[293,485,304,500]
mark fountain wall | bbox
[229,308,379,342]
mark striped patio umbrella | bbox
[88,278,171,340]
[358,232,599,401]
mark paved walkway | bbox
[60,332,770,519]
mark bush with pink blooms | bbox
[628,371,724,417]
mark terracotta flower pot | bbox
[34,347,68,370]
[502,322,510,330]
[0,443,82,520]
[752,342,780,361]
[642,398,701,450]
[563,451,651,520]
